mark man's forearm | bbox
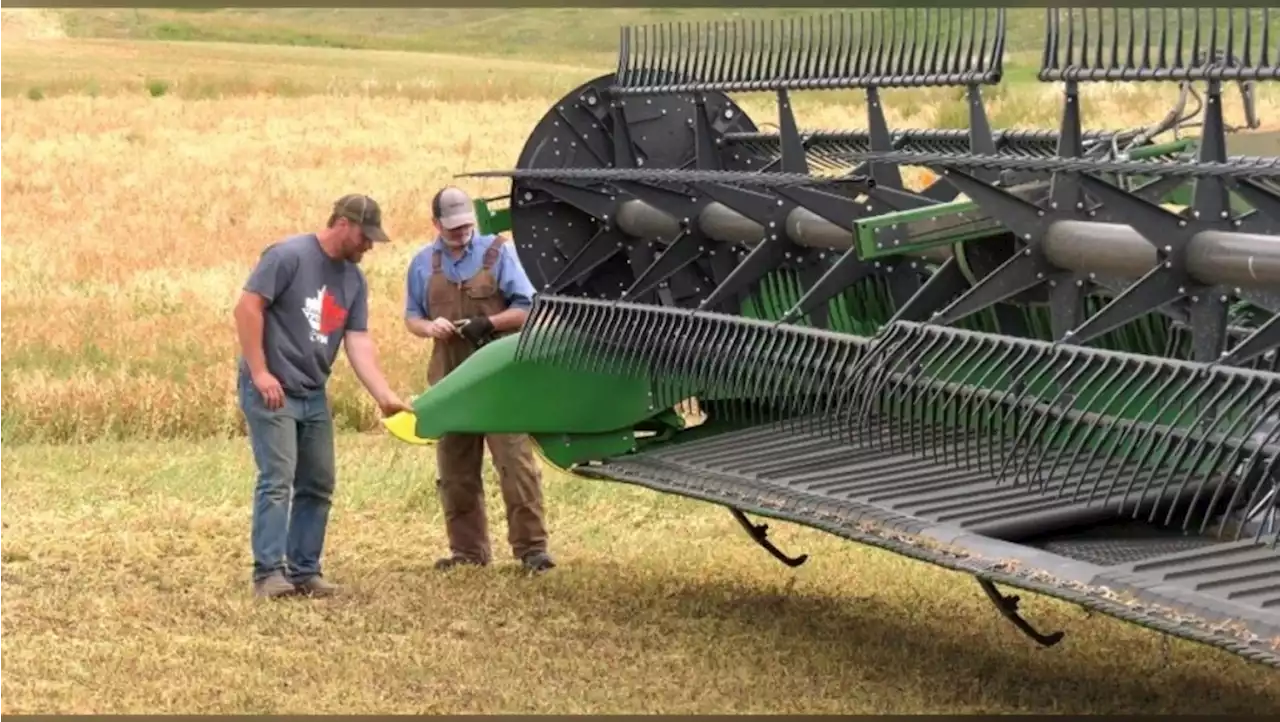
[353,364,395,404]
[234,303,269,375]
[346,334,395,403]
[404,316,434,338]
[489,307,529,333]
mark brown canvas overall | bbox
[425,235,548,564]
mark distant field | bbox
[3,10,1278,444]
[1,35,600,102]
[48,6,1104,67]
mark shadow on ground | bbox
[515,557,1280,715]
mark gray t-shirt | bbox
[239,233,369,395]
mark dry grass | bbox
[4,37,1277,445]
[1,35,602,102]
[5,434,1280,714]
[4,27,1280,714]
[44,7,1169,68]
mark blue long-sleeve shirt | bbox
[404,233,537,321]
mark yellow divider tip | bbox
[382,410,430,445]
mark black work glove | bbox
[453,315,496,347]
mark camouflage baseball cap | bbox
[332,193,390,243]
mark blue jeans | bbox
[238,370,336,584]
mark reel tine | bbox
[1134,369,1231,526]
[809,333,852,433]
[1016,348,1103,493]
[988,342,1060,485]
[1057,353,1147,503]
[1206,384,1280,540]
[1114,367,1209,523]
[962,342,1031,474]
[940,7,958,79]
[579,299,613,378]
[512,296,540,363]
[1168,377,1267,532]
[916,330,979,462]
[776,330,813,430]
[1089,362,1192,515]
[783,329,820,427]
[1200,390,1280,540]
[521,294,559,364]
[644,308,675,409]
[692,312,727,410]
[760,324,794,426]
[1070,357,1159,507]
[954,339,1019,472]
[673,311,703,406]
[833,321,894,442]
[679,20,696,86]
[871,323,939,454]
[880,324,932,456]
[912,330,967,463]
[962,7,976,75]
[608,7,1004,96]
[750,321,784,426]
[523,295,563,366]
[716,313,751,427]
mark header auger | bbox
[407,7,1280,668]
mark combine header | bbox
[406,7,1280,667]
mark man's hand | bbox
[376,392,413,417]
[409,314,460,340]
[418,316,457,340]
[405,316,448,340]
[251,369,285,410]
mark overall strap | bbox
[482,234,507,271]
[431,247,443,273]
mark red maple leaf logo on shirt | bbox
[319,289,348,335]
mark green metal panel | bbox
[473,196,512,236]
[533,429,638,469]
[853,199,997,261]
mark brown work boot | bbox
[521,550,556,574]
[253,572,297,599]
[434,554,484,571]
[295,575,339,597]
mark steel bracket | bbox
[691,181,807,314]
[978,578,1066,648]
[729,507,809,568]
[1061,174,1215,351]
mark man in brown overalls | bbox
[403,186,553,573]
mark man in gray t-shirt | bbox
[233,193,411,599]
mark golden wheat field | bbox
[4,9,1280,715]
[4,38,1276,444]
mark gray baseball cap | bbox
[431,186,477,230]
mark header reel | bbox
[441,7,1280,668]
